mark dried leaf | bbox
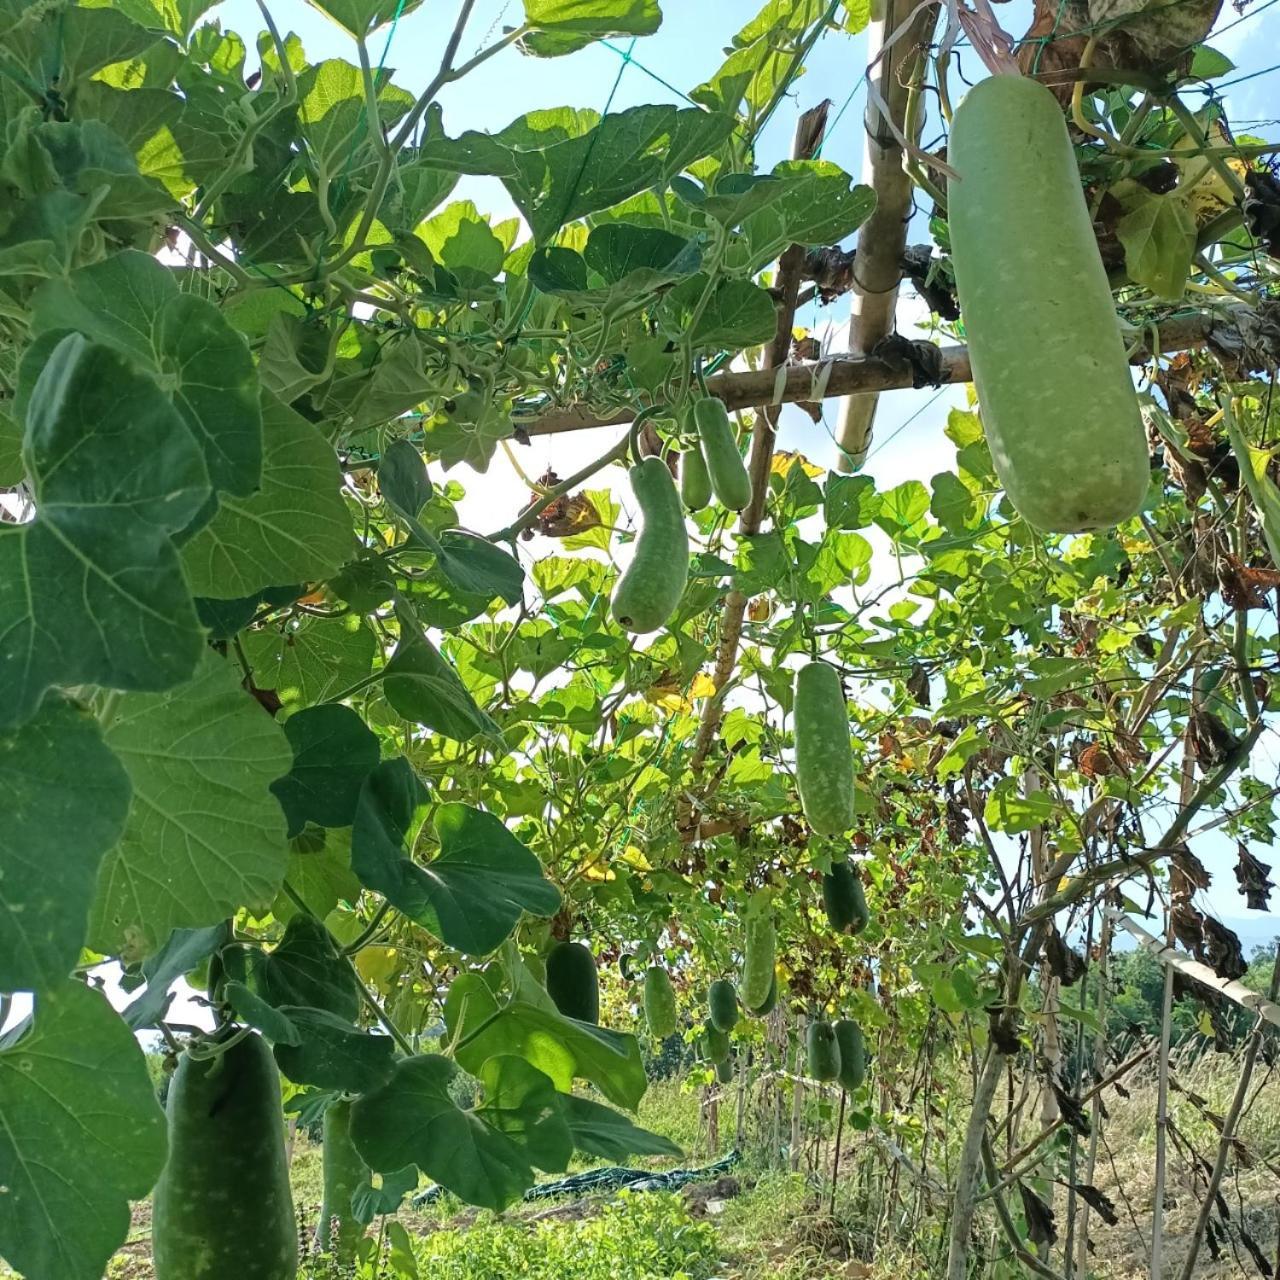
[1171,843,1211,892]
[1018,1182,1058,1251]
[1189,709,1239,771]
[1202,915,1247,980]
[1044,928,1087,986]
[905,663,931,708]
[537,492,602,539]
[1234,842,1275,911]
[1052,1081,1091,1136]
[1078,742,1115,778]
[1071,1182,1118,1226]
[1217,553,1280,609]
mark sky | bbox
[14,0,1278,1035]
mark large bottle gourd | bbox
[948,75,1149,533]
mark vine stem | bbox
[485,430,632,543]
[689,102,830,776]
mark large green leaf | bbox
[274,828,362,922]
[1115,189,1196,300]
[273,1007,398,1092]
[247,915,361,1022]
[182,394,355,599]
[89,652,292,961]
[0,698,132,993]
[271,704,382,837]
[476,1056,572,1173]
[351,1054,536,1210]
[740,160,876,267]
[297,60,415,178]
[444,974,648,1108]
[29,250,261,497]
[383,622,502,741]
[0,982,167,1280]
[0,335,209,729]
[563,1094,681,1160]
[243,615,376,711]
[427,105,728,242]
[351,759,559,953]
[659,274,777,349]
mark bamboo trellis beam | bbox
[1109,911,1280,1030]
[521,308,1224,438]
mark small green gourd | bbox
[610,457,689,634]
[693,397,752,511]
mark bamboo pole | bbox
[832,0,941,471]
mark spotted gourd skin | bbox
[318,1098,367,1263]
[948,75,1149,533]
[793,661,856,836]
[740,909,776,1012]
[152,1032,296,1280]
[643,966,678,1037]
[609,458,689,634]
[835,1020,866,1091]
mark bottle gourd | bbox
[151,1031,296,1280]
[610,457,689,633]
[693,397,752,511]
[794,661,856,835]
[948,75,1149,533]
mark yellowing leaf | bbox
[771,450,823,479]
[356,946,398,988]
[583,861,616,882]
[690,672,717,699]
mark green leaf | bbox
[876,479,930,530]
[89,651,292,962]
[740,161,876,267]
[123,922,231,1030]
[271,704,382,838]
[273,1006,398,1092]
[297,60,415,178]
[660,275,777,349]
[929,471,981,532]
[945,407,984,448]
[244,616,376,712]
[30,250,261,497]
[824,474,882,529]
[384,622,502,742]
[1115,191,1196,300]
[223,980,303,1046]
[0,698,132,992]
[249,915,362,1023]
[477,1056,573,1173]
[306,0,426,37]
[434,531,525,606]
[0,335,208,730]
[351,1164,418,1223]
[275,829,362,923]
[417,200,507,290]
[351,1054,536,1210]
[444,973,648,1108]
[181,394,354,599]
[352,760,560,954]
[521,0,661,54]
[983,782,1055,835]
[0,982,166,1280]
[0,409,22,485]
[692,0,827,116]
[1188,44,1234,80]
[380,440,434,521]
[563,1094,681,1160]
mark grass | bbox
[8,1053,1277,1280]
